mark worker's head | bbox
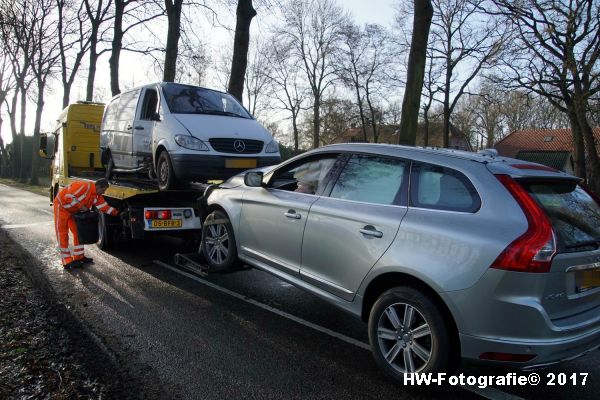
[95,178,109,195]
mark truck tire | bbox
[157,150,177,191]
[201,210,238,272]
[368,286,451,381]
[97,212,113,250]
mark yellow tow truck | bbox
[39,101,204,249]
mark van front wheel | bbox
[157,151,177,191]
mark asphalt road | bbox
[0,183,598,400]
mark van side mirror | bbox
[39,132,56,159]
[244,171,264,187]
[150,112,161,121]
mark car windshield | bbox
[162,84,251,118]
[520,180,600,252]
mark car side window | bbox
[119,90,139,122]
[329,155,408,205]
[269,155,339,195]
[140,89,158,120]
[103,99,119,131]
[411,163,480,212]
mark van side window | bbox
[140,89,158,120]
[119,90,139,123]
[411,163,480,212]
[103,99,119,131]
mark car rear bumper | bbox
[170,154,280,181]
[459,329,600,368]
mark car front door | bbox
[238,153,343,276]
[300,154,410,301]
[132,87,158,160]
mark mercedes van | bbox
[100,82,281,190]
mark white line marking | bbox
[37,208,53,215]
[154,260,371,350]
[155,260,526,400]
[2,221,53,229]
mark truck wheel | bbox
[368,286,451,380]
[157,151,177,191]
[97,212,113,250]
[201,210,238,271]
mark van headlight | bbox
[265,140,279,153]
[175,135,209,151]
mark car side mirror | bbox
[244,171,264,187]
[150,112,161,121]
[39,132,56,159]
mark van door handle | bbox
[126,124,132,130]
[134,126,144,130]
[360,225,383,238]
[284,210,301,219]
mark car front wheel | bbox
[201,210,238,272]
[368,286,451,380]
[156,150,177,191]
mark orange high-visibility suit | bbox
[53,181,118,266]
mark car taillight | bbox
[491,175,556,273]
[145,210,157,219]
[157,210,171,220]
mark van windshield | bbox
[519,180,600,252]
[162,84,251,118]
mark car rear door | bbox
[299,154,410,301]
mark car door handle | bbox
[126,124,132,130]
[134,126,144,130]
[360,225,383,238]
[284,210,301,219]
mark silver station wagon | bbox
[200,143,600,381]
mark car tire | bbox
[201,210,238,272]
[368,286,451,380]
[156,150,177,191]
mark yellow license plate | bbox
[226,159,257,169]
[151,219,182,228]
[577,268,600,292]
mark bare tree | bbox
[243,39,272,118]
[266,40,307,151]
[83,0,113,102]
[56,0,92,107]
[228,0,256,101]
[490,0,600,191]
[163,0,183,82]
[29,0,61,184]
[278,0,348,148]
[397,0,433,146]
[0,56,15,177]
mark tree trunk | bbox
[573,98,600,194]
[566,106,586,179]
[163,0,183,82]
[365,90,379,143]
[423,105,430,147]
[7,93,19,179]
[398,0,433,146]
[228,0,256,102]
[29,80,46,185]
[292,110,299,151]
[86,45,98,101]
[353,82,367,142]
[62,82,72,108]
[0,117,5,177]
[110,0,124,96]
[19,86,28,182]
[442,59,451,148]
[313,99,320,149]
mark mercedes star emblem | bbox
[233,140,246,153]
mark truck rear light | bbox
[157,210,172,219]
[479,352,536,362]
[145,210,157,220]
[491,175,556,273]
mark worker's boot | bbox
[64,260,82,269]
[80,256,94,265]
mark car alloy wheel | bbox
[376,302,432,373]
[204,222,230,265]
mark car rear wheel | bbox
[157,150,177,191]
[201,210,238,272]
[368,286,451,380]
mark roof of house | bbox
[495,128,600,158]
[515,150,571,170]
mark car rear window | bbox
[520,180,600,252]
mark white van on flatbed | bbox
[100,82,281,190]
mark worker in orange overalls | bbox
[53,178,118,269]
